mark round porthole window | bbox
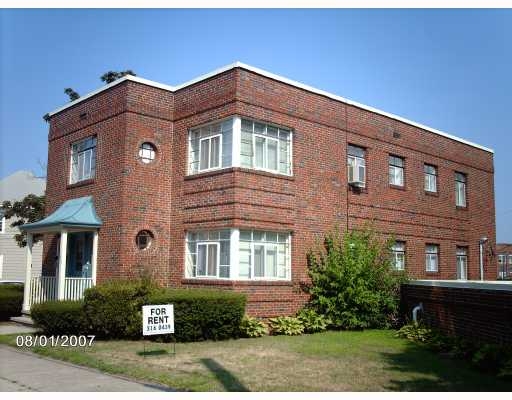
[138,142,156,164]
[136,230,154,250]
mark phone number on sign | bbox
[16,335,95,347]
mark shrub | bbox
[296,308,330,333]
[31,300,87,335]
[83,278,157,339]
[306,226,408,330]
[239,315,268,338]
[0,284,24,320]
[268,316,304,336]
[395,323,435,343]
[148,288,246,342]
[472,344,512,374]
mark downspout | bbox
[412,303,423,324]
[479,237,488,281]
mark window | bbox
[135,230,153,250]
[0,254,3,279]
[347,145,366,186]
[239,230,290,280]
[188,117,292,176]
[189,119,232,174]
[241,119,292,175]
[498,254,505,265]
[456,246,468,280]
[0,213,5,234]
[389,155,404,186]
[425,244,439,272]
[455,172,467,207]
[186,230,230,278]
[138,142,156,164]
[391,241,406,271]
[70,136,97,184]
[508,255,512,266]
[424,164,437,192]
[185,229,290,280]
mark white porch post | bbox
[22,233,33,313]
[57,230,68,300]
[91,230,98,285]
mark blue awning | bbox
[21,196,102,232]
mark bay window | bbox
[186,228,291,280]
[188,117,292,176]
[70,136,97,184]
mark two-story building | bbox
[21,62,497,316]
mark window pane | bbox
[207,244,217,276]
[197,244,207,276]
[266,245,277,278]
[254,136,265,168]
[277,243,287,278]
[210,136,220,168]
[254,244,265,277]
[200,139,209,170]
[239,241,251,278]
[348,145,365,158]
[267,138,278,170]
[266,232,278,242]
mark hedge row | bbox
[0,284,24,320]
[31,280,246,342]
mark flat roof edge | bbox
[407,280,512,291]
[46,62,494,154]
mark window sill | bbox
[182,278,293,286]
[425,191,439,197]
[184,167,295,181]
[456,206,468,211]
[67,179,95,189]
[389,184,406,191]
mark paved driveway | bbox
[0,345,170,391]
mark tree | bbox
[64,88,80,101]
[1,194,45,247]
[100,70,136,84]
[305,226,408,330]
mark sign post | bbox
[142,304,175,356]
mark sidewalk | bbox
[0,345,170,391]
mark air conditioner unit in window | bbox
[349,179,365,188]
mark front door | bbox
[66,232,93,278]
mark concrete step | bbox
[10,316,35,327]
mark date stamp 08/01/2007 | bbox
[16,335,95,348]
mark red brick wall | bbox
[43,67,497,316]
[402,283,512,345]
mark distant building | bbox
[497,243,512,280]
[0,170,46,281]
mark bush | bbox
[31,300,87,335]
[395,323,435,343]
[148,288,246,342]
[296,308,330,333]
[239,315,268,338]
[306,227,408,330]
[83,278,157,339]
[268,316,304,336]
[472,344,512,374]
[0,284,24,320]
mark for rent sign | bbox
[142,304,174,336]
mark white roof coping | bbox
[47,62,494,154]
[409,279,512,291]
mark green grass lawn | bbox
[1,330,510,391]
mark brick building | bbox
[497,243,512,280]
[21,62,497,316]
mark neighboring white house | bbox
[0,170,46,281]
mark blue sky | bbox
[1,9,511,241]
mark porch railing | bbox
[64,277,94,300]
[28,276,94,308]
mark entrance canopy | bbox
[21,196,102,233]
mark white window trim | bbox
[196,241,220,278]
[70,137,96,184]
[425,246,439,272]
[0,216,5,234]
[456,251,468,280]
[185,228,291,281]
[391,243,405,271]
[198,134,223,172]
[187,116,293,177]
[347,155,366,186]
[252,134,280,173]
[389,164,404,186]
